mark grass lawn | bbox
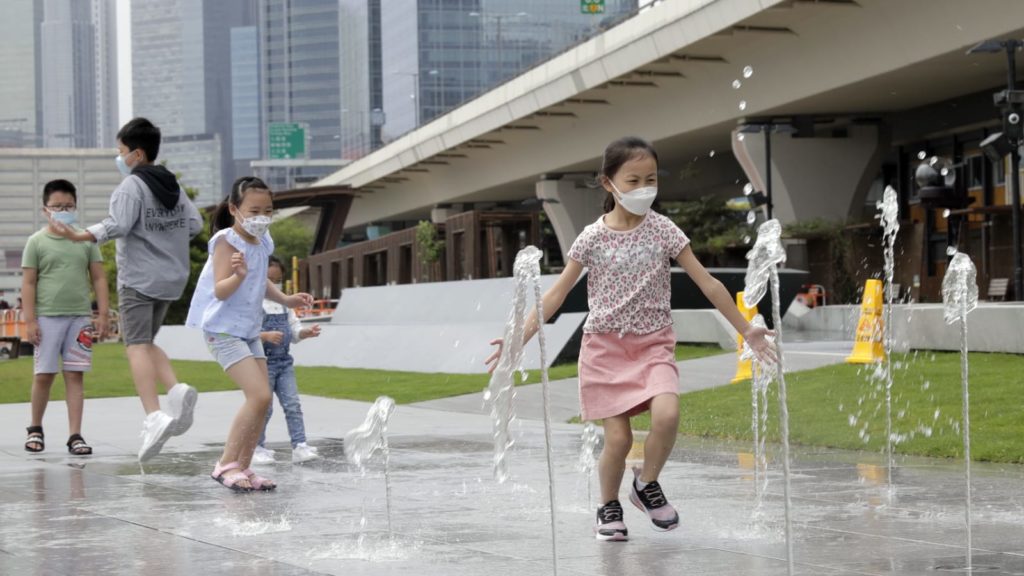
[631,351,1024,464]
[0,342,724,406]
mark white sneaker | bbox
[292,443,320,463]
[252,445,276,465]
[167,383,198,436]
[139,411,175,461]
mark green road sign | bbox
[581,0,604,14]
[268,122,307,159]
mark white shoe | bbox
[139,411,175,461]
[167,383,198,436]
[292,443,320,463]
[252,445,276,465]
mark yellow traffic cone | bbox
[845,279,885,364]
[731,291,758,383]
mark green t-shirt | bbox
[22,228,103,317]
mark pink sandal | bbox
[243,468,276,491]
[211,461,253,492]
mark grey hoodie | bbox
[86,168,203,300]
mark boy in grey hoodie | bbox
[51,118,204,461]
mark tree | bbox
[662,195,745,265]
[268,216,315,277]
[415,220,444,281]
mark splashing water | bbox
[942,251,978,571]
[485,245,559,575]
[577,422,599,508]
[743,183,754,195]
[743,219,794,576]
[345,396,396,532]
[746,211,757,225]
[743,65,754,78]
[531,248,560,576]
[732,79,742,89]
[877,186,900,495]
[743,220,785,310]
[484,249,541,483]
[741,314,772,512]
[214,515,292,537]
[739,100,748,111]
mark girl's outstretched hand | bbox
[484,338,504,374]
[743,325,778,365]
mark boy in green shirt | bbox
[22,179,109,455]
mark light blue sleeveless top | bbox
[186,228,274,339]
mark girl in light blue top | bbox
[186,176,313,492]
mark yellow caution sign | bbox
[845,279,885,364]
[731,291,758,383]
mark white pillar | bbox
[731,125,884,224]
[536,179,605,262]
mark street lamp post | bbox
[390,70,438,128]
[970,39,1024,301]
[739,122,797,220]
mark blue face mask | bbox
[49,210,77,226]
[116,152,133,177]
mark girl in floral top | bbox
[486,136,775,541]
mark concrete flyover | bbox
[315,0,1024,261]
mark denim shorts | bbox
[204,332,265,371]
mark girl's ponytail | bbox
[210,201,233,234]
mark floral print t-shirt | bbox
[567,211,690,335]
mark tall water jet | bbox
[484,245,558,575]
[743,219,794,575]
[877,185,900,493]
[577,422,599,508]
[741,314,772,511]
[942,250,978,571]
[344,396,397,532]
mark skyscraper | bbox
[361,0,635,147]
[339,0,383,159]
[2,1,117,149]
[91,0,120,148]
[0,0,42,147]
[130,0,256,205]
[258,0,343,189]
[231,26,261,168]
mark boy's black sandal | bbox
[25,426,44,453]
[67,433,92,456]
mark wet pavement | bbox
[1,389,1023,575]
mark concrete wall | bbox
[671,309,736,350]
[157,274,588,374]
[782,303,1024,354]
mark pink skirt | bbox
[578,325,679,421]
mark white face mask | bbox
[240,215,272,237]
[609,181,658,216]
[272,282,284,292]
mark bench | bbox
[0,336,21,359]
[988,278,1009,302]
